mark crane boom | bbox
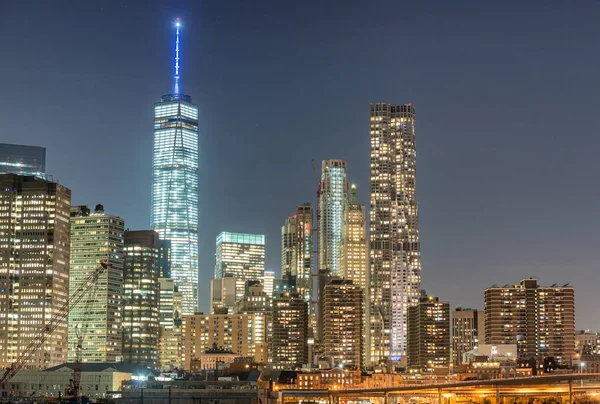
[0,261,109,386]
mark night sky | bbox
[1,1,599,328]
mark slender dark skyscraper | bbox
[151,19,199,315]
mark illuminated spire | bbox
[172,18,181,95]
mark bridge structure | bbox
[280,374,600,404]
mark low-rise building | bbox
[3,363,154,401]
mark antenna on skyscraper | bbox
[173,18,182,95]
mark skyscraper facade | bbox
[151,21,199,315]
[323,279,363,369]
[369,103,421,362]
[158,277,183,371]
[281,204,313,305]
[214,232,265,302]
[0,143,46,178]
[319,160,348,277]
[272,291,309,369]
[407,295,450,371]
[0,175,71,369]
[484,279,575,365]
[68,205,124,363]
[122,230,160,365]
[262,270,275,298]
[452,307,484,367]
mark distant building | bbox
[158,278,183,371]
[484,279,575,365]
[369,103,421,362]
[452,307,484,367]
[407,294,450,372]
[68,204,124,363]
[214,232,265,302]
[0,175,71,369]
[122,230,160,365]
[575,330,600,354]
[262,270,275,298]
[158,239,172,278]
[323,279,363,369]
[273,273,297,297]
[341,184,368,363]
[210,277,242,313]
[281,204,313,307]
[0,143,46,177]
[235,281,271,316]
[182,313,268,370]
[272,292,309,369]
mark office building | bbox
[234,281,271,315]
[273,273,297,297]
[68,205,124,363]
[214,232,265,302]
[369,103,421,362]
[484,279,575,365]
[151,20,199,315]
[452,307,484,367]
[0,175,70,369]
[281,204,313,305]
[158,278,183,371]
[407,294,450,372]
[263,270,275,298]
[182,313,268,370]
[122,230,160,365]
[271,291,309,369]
[0,143,46,178]
[210,277,242,313]
[323,279,363,369]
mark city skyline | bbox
[2,1,600,330]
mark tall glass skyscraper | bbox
[152,20,199,315]
[0,143,46,178]
[369,103,421,363]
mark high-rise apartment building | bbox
[158,278,183,371]
[68,205,124,363]
[234,281,271,316]
[272,291,309,369]
[182,313,268,370]
[407,294,450,371]
[341,184,368,361]
[0,143,46,178]
[0,175,70,369]
[323,279,363,369]
[281,204,313,305]
[341,185,368,291]
[319,160,348,277]
[214,232,265,302]
[369,103,421,362]
[484,279,575,365]
[122,230,160,365]
[151,21,199,315]
[452,307,484,367]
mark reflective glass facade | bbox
[0,143,46,178]
[214,232,265,302]
[152,94,199,315]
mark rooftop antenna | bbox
[173,18,182,95]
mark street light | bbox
[580,362,585,388]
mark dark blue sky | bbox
[1,1,599,328]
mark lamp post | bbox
[580,362,585,388]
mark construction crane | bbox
[0,261,109,387]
